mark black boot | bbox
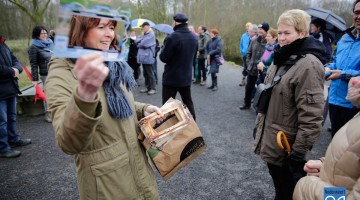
[207,76,215,89]
[212,76,218,91]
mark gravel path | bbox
[0,60,332,200]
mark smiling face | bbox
[277,23,305,47]
[39,29,48,41]
[258,27,267,37]
[84,18,115,50]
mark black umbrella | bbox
[304,7,348,43]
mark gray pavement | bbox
[0,60,332,200]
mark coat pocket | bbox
[138,52,151,64]
[306,90,323,104]
[90,153,138,200]
[281,88,290,116]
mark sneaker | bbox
[212,86,218,91]
[147,89,156,95]
[0,150,21,158]
[140,89,148,93]
[10,138,32,148]
[193,80,201,84]
[200,81,206,86]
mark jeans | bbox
[41,75,48,112]
[198,58,207,81]
[127,59,140,80]
[0,96,20,152]
[162,85,196,121]
[329,103,359,137]
[193,57,198,80]
[244,75,258,106]
[142,64,156,90]
[152,59,158,84]
[242,56,248,77]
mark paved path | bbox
[0,60,332,200]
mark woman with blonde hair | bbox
[253,9,326,199]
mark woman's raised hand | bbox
[74,52,109,101]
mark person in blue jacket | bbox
[326,0,360,137]
[239,22,252,86]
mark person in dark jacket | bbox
[127,29,140,83]
[310,18,332,64]
[205,28,223,91]
[160,13,198,120]
[240,22,269,110]
[28,25,53,122]
[197,25,209,86]
[0,36,32,158]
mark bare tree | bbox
[8,0,52,25]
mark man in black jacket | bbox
[0,36,31,158]
[160,13,198,120]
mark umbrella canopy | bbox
[153,24,174,34]
[130,18,155,29]
[304,7,347,32]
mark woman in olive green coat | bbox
[45,16,161,200]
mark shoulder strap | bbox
[270,55,304,88]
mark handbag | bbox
[253,82,273,113]
[214,55,225,65]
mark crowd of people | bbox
[0,0,359,199]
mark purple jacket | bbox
[136,30,156,64]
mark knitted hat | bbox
[258,22,270,32]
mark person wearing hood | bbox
[28,25,54,122]
[293,76,360,200]
[253,9,326,200]
[160,13,198,120]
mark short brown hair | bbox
[267,28,278,39]
[210,28,219,35]
[69,16,119,50]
